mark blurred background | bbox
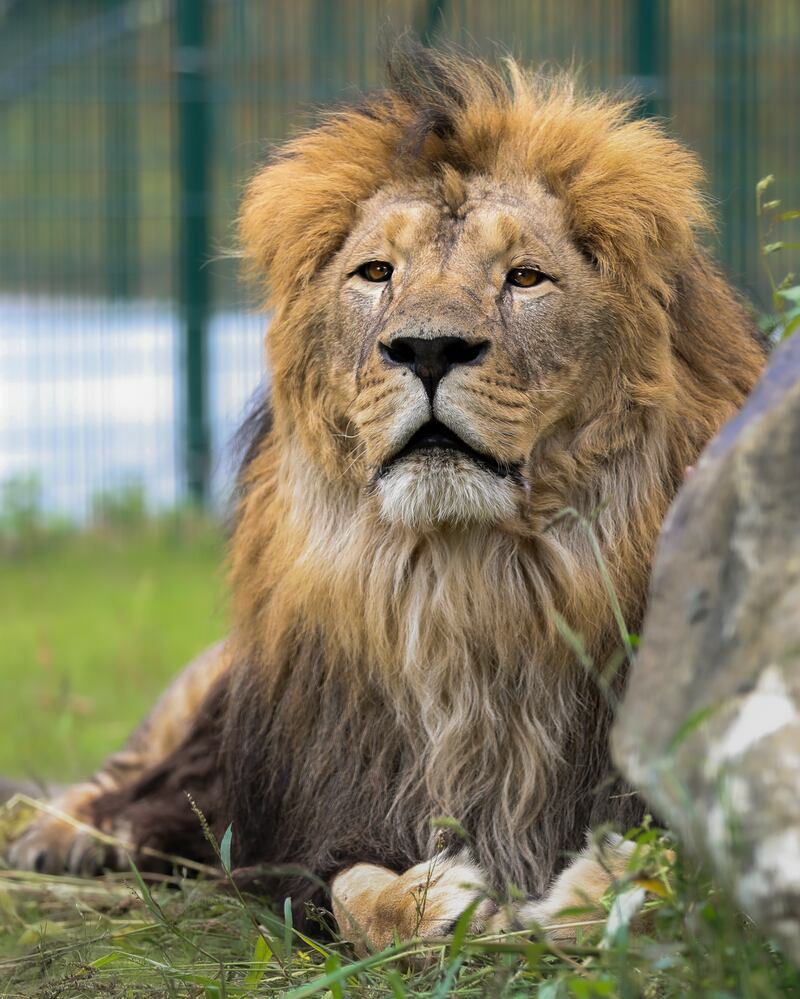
[1,0,798,782]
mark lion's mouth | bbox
[381,420,519,479]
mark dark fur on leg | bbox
[91,677,229,872]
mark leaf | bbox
[759,312,781,333]
[756,175,774,194]
[778,210,800,222]
[283,897,294,958]
[259,911,286,961]
[387,970,408,998]
[292,927,334,958]
[448,898,480,961]
[778,286,800,305]
[432,954,464,998]
[763,241,785,255]
[571,981,615,998]
[129,856,166,925]
[634,877,669,898]
[282,941,418,998]
[602,886,646,947]
[538,983,562,999]
[243,933,273,989]
[90,951,125,969]
[781,313,800,341]
[94,950,223,988]
[219,822,233,874]
[783,307,800,329]
[324,954,344,999]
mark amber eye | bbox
[357,260,394,282]
[506,267,546,288]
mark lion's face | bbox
[245,52,760,544]
[320,173,607,529]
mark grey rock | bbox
[613,333,800,960]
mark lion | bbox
[9,45,765,951]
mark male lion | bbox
[10,46,765,950]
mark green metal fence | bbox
[1,0,798,516]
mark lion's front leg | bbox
[331,850,499,956]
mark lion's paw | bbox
[332,850,496,955]
[518,833,638,941]
[7,784,125,876]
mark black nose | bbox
[379,336,488,401]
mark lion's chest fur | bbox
[224,519,642,900]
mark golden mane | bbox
[222,45,765,899]
[241,48,708,302]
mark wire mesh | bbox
[0,0,797,520]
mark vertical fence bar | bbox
[420,0,448,45]
[628,0,668,119]
[175,0,210,504]
[714,0,753,288]
[104,6,136,301]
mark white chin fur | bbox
[376,453,518,529]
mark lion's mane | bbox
[217,45,764,906]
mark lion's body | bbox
[11,46,765,940]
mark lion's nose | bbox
[379,336,488,401]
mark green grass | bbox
[0,522,798,997]
[0,517,228,782]
[1,831,798,999]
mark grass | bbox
[0,517,799,997]
[0,513,227,783]
[1,828,799,998]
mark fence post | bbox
[175,0,210,505]
[714,0,754,287]
[105,18,136,300]
[420,0,447,45]
[629,0,668,119]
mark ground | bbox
[0,520,798,998]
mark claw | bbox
[5,783,113,876]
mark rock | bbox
[612,332,800,961]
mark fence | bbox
[1,0,798,519]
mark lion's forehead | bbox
[345,177,567,273]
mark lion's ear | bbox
[238,109,401,304]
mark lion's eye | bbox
[357,260,394,282]
[506,267,546,288]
